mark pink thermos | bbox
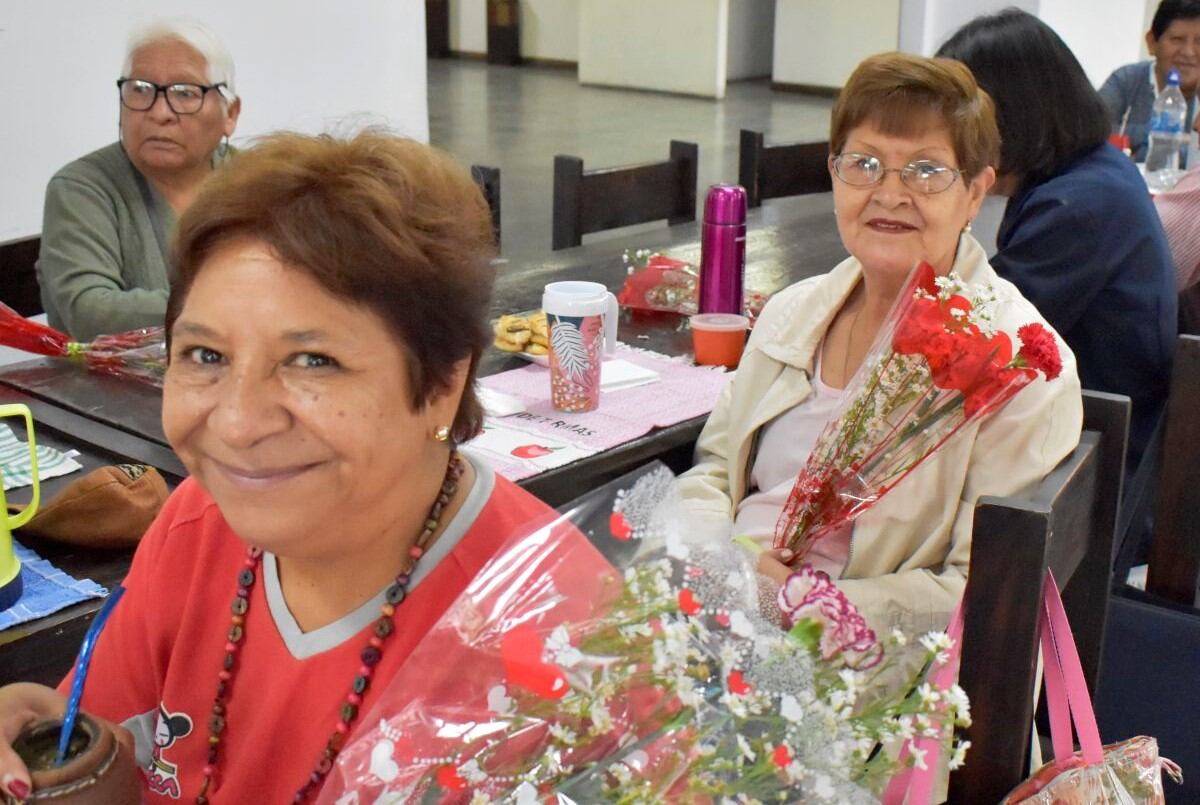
[698,184,747,314]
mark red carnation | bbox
[1015,324,1062,380]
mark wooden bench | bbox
[952,392,1127,803]
[552,141,698,250]
[737,130,831,208]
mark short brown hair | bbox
[830,52,1000,179]
[168,130,496,443]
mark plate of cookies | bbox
[493,310,550,365]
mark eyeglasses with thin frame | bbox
[830,153,965,195]
[116,78,227,115]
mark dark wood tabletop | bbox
[0,192,845,685]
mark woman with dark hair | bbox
[0,132,556,803]
[938,8,1176,476]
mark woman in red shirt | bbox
[0,132,555,803]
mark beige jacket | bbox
[678,235,1083,638]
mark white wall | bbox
[1039,0,1145,86]
[521,0,579,62]
[0,0,429,242]
[579,0,729,98]
[449,0,487,53]
[773,0,900,88]
[898,0,1144,86]
[727,0,775,79]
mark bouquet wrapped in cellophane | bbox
[774,262,1064,559]
[316,465,971,804]
[0,302,166,386]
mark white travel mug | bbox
[542,281,618,412]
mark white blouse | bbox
[732,349,853,576]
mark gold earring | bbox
[434,425,451,442]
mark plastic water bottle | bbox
[1144,69,1188,191]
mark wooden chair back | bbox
[952,392,1127,803]
[1147,334,1200,606]
[737,130,831,208]
[552,140,698,250]
[470,164,502,247]
[0,236,42,316]
[1179,283,1200,336]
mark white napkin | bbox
[600,359,660,391]
[477,387,527,417]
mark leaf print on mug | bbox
[550,314,590,383]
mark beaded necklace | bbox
[196,452,465,804]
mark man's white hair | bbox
[121,17,237,103]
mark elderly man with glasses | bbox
[37,18,241,340]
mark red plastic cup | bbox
[690,313,749,369]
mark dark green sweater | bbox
[36,142,175,340]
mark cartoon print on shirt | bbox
[146,704,193,799]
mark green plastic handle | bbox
[0,403,40,528]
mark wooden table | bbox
[0,193,845,685]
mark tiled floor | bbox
[427,58,834,262]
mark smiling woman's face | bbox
[120,38,239,178]
[162,239,463,559]
[832,121,992,282]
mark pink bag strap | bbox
[1038,570,1104,765]
[881,598,964,805]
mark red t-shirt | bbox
[62,460,554,802]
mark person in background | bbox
[1155,112,1200,290]
[938,9,1176,478]
[1099,0,1200,162]
[36,18,241,341]
[0,132,556,802]
[679,53,1082,643]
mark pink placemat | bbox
[469,347,732,481]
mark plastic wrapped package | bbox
[0,302,165,386]
[317,465,968,805]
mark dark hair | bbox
[167,130,496,444]
[936,8,1109,187]
[831,52,999,179]
[1151,0,1200,39]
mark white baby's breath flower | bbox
[812,773,836,799]
[919,631,952,654]
[590,702,613,733]
[895,714,916,740]
[548,723,577,744]
[736,734,757,763]
[609,762,633,786]
[889,627,908,646]
[469,792,492,805]
[949,739,972,770]
[459,759,488,784]
[910,743,929,771]
[916,683,940,708]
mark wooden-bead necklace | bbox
[196,452,465,804]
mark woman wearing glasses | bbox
[36,19,240,340]
[680,53,1082,644]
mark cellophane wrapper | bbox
[315,463,968,805]
[1003,735,1182,804]
[0,301,166,386]
[774,262,1062,559]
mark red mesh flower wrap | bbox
[0,302,166,386]
[773,263,1064,559]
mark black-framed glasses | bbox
[116,78,226,115]
[830,153,965,194]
